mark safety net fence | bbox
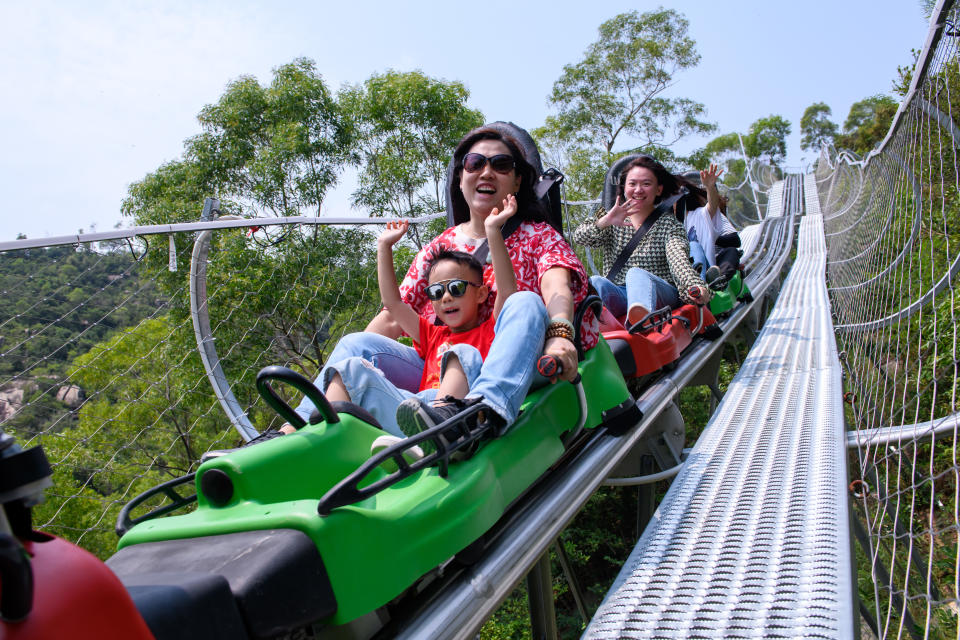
[820,1,960,637]
[0,217,408,558]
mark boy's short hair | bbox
[426,249,484,282]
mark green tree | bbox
[800,102,839,152]
[743,115,791,166]
[696,132,742,169]
[535,8,714,198]
[124,58,352,226]
[835,95,898,155]
[339,70,483,247]
[842,94,897,134]
[694,114,791,173]
[191,57,353,217]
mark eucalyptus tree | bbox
[339,70,483,247]
[535,8,714,197]
[800,102,839,152]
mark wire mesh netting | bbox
[820,2,960,636]
[0,220,413,558]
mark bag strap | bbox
[471,169,564,265]
[605,189,687,282]
[469,214,525,266]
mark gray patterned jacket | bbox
[572,208,707,304]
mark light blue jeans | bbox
[590,269,680,319]
[295,291,550,435]
[689,240,709,278]
[310,344,484,437]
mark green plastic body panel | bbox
[117,338,631,625]
[708,271,751,316]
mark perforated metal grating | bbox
[584,177,855,639]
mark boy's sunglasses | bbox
[425,279,482,300]
[462,153,516,174]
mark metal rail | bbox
[0,212,446,252]
[583,174,855,639]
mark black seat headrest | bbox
[445,121,564,237]
[601,153,655,212]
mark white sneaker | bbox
[627,303,650,327]
[370,435,425,463]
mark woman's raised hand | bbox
[378,219,409,247]
[699,163,724,189]
[485,194,518,231]
[598,195,640,228]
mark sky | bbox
[0,0,932,242]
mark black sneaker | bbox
[396,396,467,437]
[396,396,503,460]
[705,265,728,291]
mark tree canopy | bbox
[339,70,483,246]
[189,57,353,218]
[743,115,791,166]
[534,8,714,198]
[835,95,898,155]
[693,114,791,174]
[123,58,353,226]
[800,102,839,152]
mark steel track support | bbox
[526,554,558,640]
[553,538,589,625]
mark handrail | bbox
[0,212,446,252]
[846,412,960,449]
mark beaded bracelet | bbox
[549,317,575,333]
[546,321,575,342]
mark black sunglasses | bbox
[425,278,482,300]
[462,152,516,174]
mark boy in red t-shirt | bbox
[319,196,518,457]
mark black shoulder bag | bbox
[605,189,688,282]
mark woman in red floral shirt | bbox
[294,126,596,437]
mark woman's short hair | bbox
[449,127,545,224]
[617,156,679,204]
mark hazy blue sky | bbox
[0,1,931,242]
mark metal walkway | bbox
[583,174,855,638]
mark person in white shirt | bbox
[677,164,740,290]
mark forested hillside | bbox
[0,244,156,432]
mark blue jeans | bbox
[296,291,550,434]
[312,344,484,437]
[465,291,550,433]
[689,240,709,278]
[295,332,425,430]
[590,269,680,317]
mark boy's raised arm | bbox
[484,195,519,318]
[377,220,421,343]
